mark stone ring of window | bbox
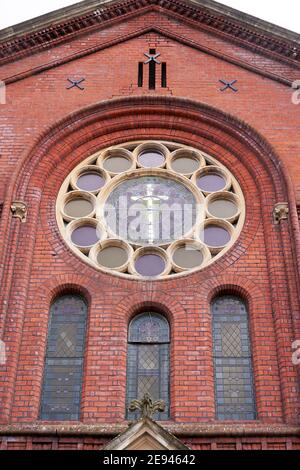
[56,140,245,279]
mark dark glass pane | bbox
[208,199,237,219]
[212,296,256,421]
[71,225,100,247]
[97,246,128,269]
[173,246,203,269]
[201,225,231,247]
[103,156,131,173]
[171,156,199,174]
[77,173,105,191]
[40,360,83,421]
[126,313,170,421]
[104,176,197,246]
[197,173,226,192]
[149,59,156,90]
[138,374,159,399]
[138,150,165,168]
[161,62,167,88]
[40,295,87,421]
[138,344,160,369]
[138,62,144,87]
[64,199,93,218]
[135,254,165,277]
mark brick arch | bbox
[205,274,265,305]
[5,96,291,197]
[1,95,299,424]
[1,95,299,297]
[14,275,95,422]
[29,275,94,358]
[115,291,188,325]
[0,95,294,213]
[0,95,296,290]
[168,277,275,422]
[37,276,93,306]
[108,291,192,422]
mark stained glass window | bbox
[40,295,87,421]
[104,176,197,245]
[212,296,256,421]
[57,140,245,279]
[126,313,170,420]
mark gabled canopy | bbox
[103,417,190,451]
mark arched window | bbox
[126,312,170,420]
[40,295,88,421]
[212,295,256,421]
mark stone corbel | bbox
[273,202,289,225]
[11,201,27,223]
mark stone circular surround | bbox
[56,141,245,279]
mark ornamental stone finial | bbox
[129,393,165,419]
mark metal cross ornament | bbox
[144,52,161,64]
[66,78,85,90]
[219,79,238,92]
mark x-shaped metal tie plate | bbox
[219,79,238,92]
[66,78,85,90]
[144,53,161,64]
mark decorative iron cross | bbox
[144,52,161,64]
[129,393,165,419]
[66,78,85,90]
[219,79,238,92]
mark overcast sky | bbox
[0,0,299,33]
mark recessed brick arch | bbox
[0,96,292,203]
[0,96,299,426]
[0,95,295,284]
[8,275,95,423]
[39,277,93,306]
[205,274,265,305]
[105,291,198,422]
[1,95,299,290]
[201,274,283,422]
[115,291,188,324]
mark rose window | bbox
[56,141,245,279]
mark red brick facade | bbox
[0,0,299,450]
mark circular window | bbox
[138,150,165,168]
[57,141,245,279]
[102,174,198,245]
[77,173,106,191]
[135,254,166,276]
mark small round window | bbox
[57,141,245,279]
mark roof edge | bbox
[0,0,118,42]
[0,0,299,45]
[188,0,300,44]
[0,0,299,67]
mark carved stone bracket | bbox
[129,393,165,419]
[273,202,289,224]
[11,201,27,223]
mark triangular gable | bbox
[103,417,189,451]
[1,15,298,88]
